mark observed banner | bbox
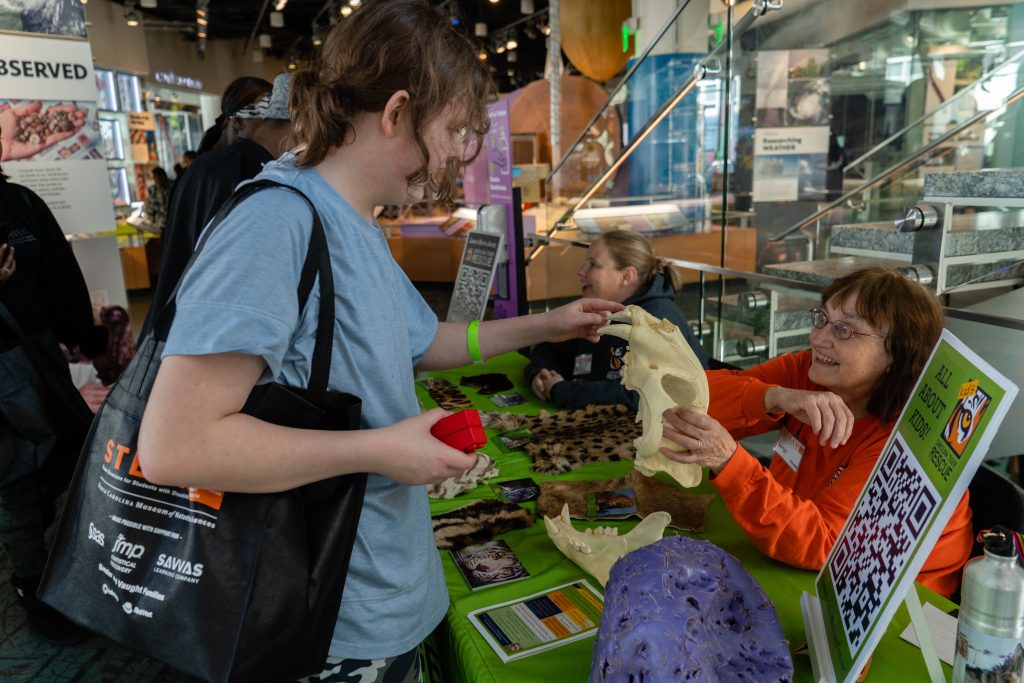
[0,32,114,234]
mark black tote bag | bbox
[0,302,93,487]
[39,180,367,683]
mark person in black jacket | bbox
[526,230,709,409]
[140,74,292,339]
[0,157,109,644]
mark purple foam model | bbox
[590,536,793,682]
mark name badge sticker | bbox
[572,353,593,376]
[773,428,805,472]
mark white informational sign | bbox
[446,231,505,324]
[0,32,115,234]
[801,330,1018,683]
[753,126,830,202]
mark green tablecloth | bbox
[418,353,953,683]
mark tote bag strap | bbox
[151,179,335,392]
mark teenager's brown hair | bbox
[822,267,944,422]
[289,0,493,204]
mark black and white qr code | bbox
[828,434,939,653]
[448,266,492,323]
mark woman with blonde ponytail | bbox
[528,229,709,409]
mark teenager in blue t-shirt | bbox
[137,2,622,681]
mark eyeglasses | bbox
[809,308,885,341]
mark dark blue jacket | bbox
[525,273,709,410]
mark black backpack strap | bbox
[151,178,334,392]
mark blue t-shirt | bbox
[162,155,447,659]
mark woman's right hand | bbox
[373,408,480,486]
[764,386,854,448]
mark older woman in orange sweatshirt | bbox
[660,267,972,598]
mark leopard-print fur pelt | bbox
[481,404,641,474]
[431,499,534,549]
[423,377,472,411]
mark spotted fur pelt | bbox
[431,499,534,549]
[481,405,642,474]
[423,377,473,411]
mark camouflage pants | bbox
[299,647,420,683]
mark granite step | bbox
[924,169,1024,199]
[831,211,1024,257]
[764,255,1024,289]
[704,293,816,332]
[762,256,907,286]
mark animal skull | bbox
[544,503,671,586]
[599,305,709,488]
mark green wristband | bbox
[467,319,484,364]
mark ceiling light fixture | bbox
[520,0,533,13]
[507,50,517,62]
[140,0,157,8]
[340,5,352,16]
[475,22,487,37]
[349,0,361,5]
[274,0,288,10]
[269,11,284,27]
[496,44,505,54]
[258,32,272,48]
[506,38,517,50]
[479,51,488,60]
[252,49,263,63]
[124,1,140,26]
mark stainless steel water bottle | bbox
[952,526,1024,683]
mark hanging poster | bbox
[0,32,114,234]
[753,50,830,202]
[0,0,86,38]
[753,126,830,202]
[801,330,1018,683]
[128,112,157,162]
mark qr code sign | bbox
[448,266,492,323]
[829,434,939,653]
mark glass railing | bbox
[541,0,780,233]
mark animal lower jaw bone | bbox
[544,504,671,586]
[599,305,710,488]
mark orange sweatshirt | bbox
[707,350,973,599]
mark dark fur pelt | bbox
[481,405,642,474]
[458,372,513,395]
[431,499,534,549]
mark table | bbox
[418,353,955,683]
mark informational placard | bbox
[0,32,114,234]
[446,231,505,324]
[802,330,1018,683]
[128,112,156,162]
[753,49,830,202]
[468,579,604,663]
